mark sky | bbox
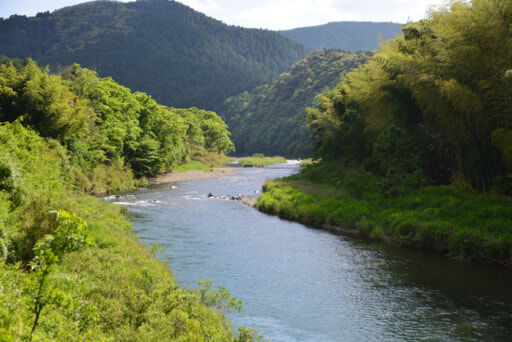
[0,0,449,30]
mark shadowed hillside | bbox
[221,49,369,157]
[280,21,402,51]
[0,0,309,110]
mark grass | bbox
[256,164,512,267]
[223,157,237,164]
[189,150,234,167]
[1,194,250,340]
[299,158,313,166]
[0,123,261,341]
[237,154,287,167]
[174,160,212,172]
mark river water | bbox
[105,164,512,341]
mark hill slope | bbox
[0,0,309,110]
[221,49,369,157]
[280,21,402,51]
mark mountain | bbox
[280,21,402,51]
[220,49,369,158]
[0,0,309,110]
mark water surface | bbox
[105,165,512,341]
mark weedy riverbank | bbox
[257,164,512,268]
[237,154,287,167]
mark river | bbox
[104,164,512,341]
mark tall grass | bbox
[174,161,213,172]
[238,154,287,167]
[189,150,233,167]
[0,122,261,340]
[257,164,512,267]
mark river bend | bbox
[104,164,512,341]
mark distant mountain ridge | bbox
[220,49,369,158]
[280,21,402,51]
[0,0,309,110]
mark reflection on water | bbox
[104,165,512,342]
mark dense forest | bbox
[0,58,234,192]
[280,21,402,51]
[0,59,266,340]
[258,0,512,267]
[221,50,369,157]
[0,0,309,111]
[306,0,512,192]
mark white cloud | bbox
[1,0,451,29]
[231,0,449,29]
[178,0,221,13]
[234,0,343,29]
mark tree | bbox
[309,0,512,190]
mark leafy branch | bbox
[28,210,93,340]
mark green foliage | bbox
[0,60,90,139]
[28,210,92,338]
[0,161,25,208]
[280,21,402,51]
[0,59,234,192]
[492,129,512,170]
[0,0,309,111]
[307,0,512,191]
[237,155,287,168]
[0,121,71,263]
[196,279,243,314]
[221,50,368,157]
[257,163,512,267]
[307,88,370,162]
[132,92,188,175]
[0,117,260,340]
[0,53,254,338]
[31,211,93,266]
[174,161,212,173]
[234,327,266,342]
[174,107,235,155]
[189,150,235,168]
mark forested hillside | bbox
[258,0,512,267]
[221,50,368,157]
[0,0,308,110]
[280,21,402,51]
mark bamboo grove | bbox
[307,0,512,193]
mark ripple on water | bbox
[110,166,512,342]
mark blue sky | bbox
[0,0,449,30]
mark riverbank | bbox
[256,169,512,268]
[148,168,234,184]
[111,162,512,341]
[0,122,259,341]
[237,154,287,167]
